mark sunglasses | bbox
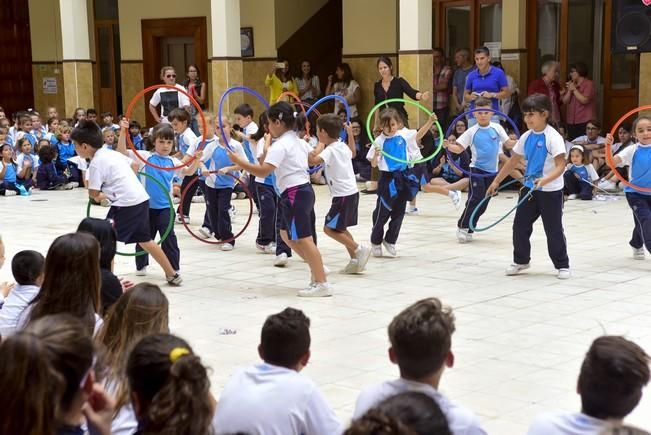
[166,74,176,78]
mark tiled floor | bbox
[2,186,650,433]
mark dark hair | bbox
[46,117,59,127]
[71,120,103,149]
[388,298,456,379]
[317,114,343,139]
[234,103,254,118]
[274,58,289,81]
[77,217,117,270]
[336,63,355,85]
[260,307,311,368]
[633,116,651,133]
[86,108,97,116]
[379,108,403,129]
[127,333,213,435]
[432,47,445,56]
[571,61,589,77]
[150,123,175,144]
[521,93,552,114]
[186,64,201,77]
[474,96,492,108]
[38,144,56,163]
[250,111,269,142]
[377,57,393,73]
[374,392,451,435]
[300,59,313,79]
[586,119,601,129]
[578,336,650,420]
[11,250,44,285]
[267,102,295,130]
[491,61,504,70]
[345,410,415,435]
[129,120,142,131]
[168,108,191,124]
[474,46,491,56]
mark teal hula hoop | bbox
[468,178,537,232]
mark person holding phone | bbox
[463,47,510,126]
[265,59,298,104]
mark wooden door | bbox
[0,0,33,117]
[95,20,120,115]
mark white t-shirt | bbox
[572,135,606,146]
[103,379,138,435]
[456,122,508,172]
[213,363,342,435]
[16,153,40,172]
[88,148,149,207]
[332,80,360,117]
[16,305,104,337]
[178,127,198,156]
[0,285,40,336]
[354,378,486,435]
[527,412,609,435]
[566,163,599,182]
[149,84,190,120]
[319,140,358,197]
[264,131,311,193]
[512,125,567,192]
[255,137,271,184]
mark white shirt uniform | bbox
[88,147,149,207]
[0,284,40,336]
[318,140,358,197]
[264,131,311,193]
[512,125,567,192]
[527,412,609,435]
[16,153,40,172]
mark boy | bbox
[214,308,342,435]
[168,108,199,223]
[309,114,371,273]
[102,128,116,150]
[353,298,486,435]
[15,114,36,146]
[86,108,98,125]
[71,120,182,285]
[100,112,119,132]
[129,120,143,150]
[527,336,649,435]
[0,250,44,336]
[233,103,259,164]
[446,96,515,243]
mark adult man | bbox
[464,46,510,124]
[451,49,474,115]
[432,47,453,131]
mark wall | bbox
[240,0,276,58]
[28,0,62,62]
[274,0,328,47]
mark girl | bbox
[1,143,31,196]
[487,94,570,279]
[73,107,87,126]
[36,144,75,190]
[127,333,214,435]
[22,232,103,335]
[102,128,116,150]
[96,283,169,435]
[350,117,372,181]
[599,123,633,191]
[45,117,60,142]
[227,102,332,297]
[54,125,81,184]
[366,108,423,258]
[607,116,651,261]
[564,144,598,200]
[296,112,324,185]
[16,137,39,185]
[37,137,50,153]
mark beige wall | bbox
[343,0,397,55]
[242,60,275,117]
[274,0,328,47]
[240,0,276,58]
[399,53,433,125]
[28,0,62,62]
[399,0,431,51]
[60,0,91,59]
[62,61,94,115]
[32,64,66,116]
[501,0,526,49]
[640,53,651,111]
[121,62,146,124]
[211,0,241,57]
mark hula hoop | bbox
[445,108,521,178]
[605,105,651,193]
[365,98,443,165]
[86,171,174,257]
[468,178,535,232]
[125,84,206,171]
[179,171,253,245]
[218,86,270,151]
[306,94,351,122]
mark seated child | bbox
[54,125,81,183]
[36,144,74,190]
[102,128,116,150]
[15,137,39,185]
[564,144,598,200]
[0,143,32,196]
[0,250,44,336]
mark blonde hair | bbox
[160,66,176,80]
[55,125,73,141]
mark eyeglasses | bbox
[166,74,176,78]
[586,126,599,130]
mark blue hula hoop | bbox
[468,177,537,232]
[304,95,351,175]
[445,108,521,179]
[218,86,270,151]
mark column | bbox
[398,0,432,125]
[500,0,527,100]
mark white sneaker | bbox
[633,247,645,260]
[297,282,333,297]
[135,267,147,276]
[256,242,275,254]
[505,263,530,276]
[175,214,190,224]
[340,259,360,274]
[197,227,213,239]
[231,192,237,200]
[456,228,473,243]
[191,195,205,203]
[449,190,462,210]
[166,273,183,286]
[220,243,234,251]
[70,182,80,188]
[172,197,181,204]
[406,206,419,215]
[567,194,578,200]
[237,192,246,199]
[3,191,17,196]
[229,205,236,218]
[371,244,383,257]
[99,198,112,207]
[598,179,618,191]
[355,244,372,272]
[557,268,571,279]
[382,241,397,257]
[274,253,288,267]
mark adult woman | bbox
[265,59,298,104]
[148,66,191,124]
[325,63,360,118]
[527,60,561,125]
[562,61,597,140]
[183,64,207,135]
[295,60,321,104]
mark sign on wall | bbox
[42,77,57,94]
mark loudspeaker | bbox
[611,0,651,53]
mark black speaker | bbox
[612,0,651,53]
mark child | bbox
[102,128,116,150]
[445,97,515,243]
[168,108,199,223]
[15,137,39,185]
[227,102,332,297]
[423,148,468,210]
[30,112,46,140]
[194,113,220,238]
[350,117,372,181]
[46,106,58,121]
[353,298,486,434]
[100,111,119,131]
[607,116,651,260]
[308,114,372,274]
[527,336,649,435]
[116,119,201,275]
[72,120,183,285]
[128,120,143,149]
[564,144,598,200]
[44,117,60,143]
[1,143,31,196]
[54,125,82,184]
[366,108,425,258]
[36,144,74,190]
[214,308,342,434]
[200,116,247,251]
[127,333,215,435]
[558,123,574,153]
[0,126,9,147]
[599,123,634,191]
[73,107,87,126]
[0,250,44,336]
[233,103,261,206]
[487,94,570,279]
[15,113,36,146]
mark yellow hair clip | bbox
[169,347,190,363]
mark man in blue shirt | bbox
[464,46,510,124]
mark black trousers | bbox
[256,182,291,256]
[458,169,495,233]
[177,174,199,217]
[371,172,409,245]
[433,107,450,136]
[626,193,651,252]
[512,189,569,269]
[563,172,593,200]
[205,185,234,245]
[135,208,180,271]
[567,122,588,142]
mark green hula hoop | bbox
[468,178,536,232]
[86,171,175,257]
[365,98,443,165]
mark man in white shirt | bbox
[214,307,342,435]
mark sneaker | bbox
[135,267,147,276]
[3,190,17,196]
[557,268,571,279]
[297,282,333,297]
[633,247,645,260]
[406,206,419,215]
[172,197,181,204]
[99,198,111,207]
[236,192,246,199]
[274,253,289,267]
[175,214,190,224]
[166,273,183,286]
[505,263,530,276]
[456,228,473,243]
[191,195,205,203]
[371,244,383,257]
[598,179,618,191]
[16,185,30,196]
[323,265,331,276]
[355,244,372,272]
[340,259,360,274]
[567,194,578,200]
[229,205,236,218]
[264,243,276,254]
[197,227,213,239]
[70,182,80,188]
[449,190,461,210]
[382,241,397,257]
[220,243,234,251]
[231,192,237,200]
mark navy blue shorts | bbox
[279,183,315,241]
[107,200,153,244]
[325,193,359,232]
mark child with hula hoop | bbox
[487,94,570,279]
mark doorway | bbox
[94,0,122,115]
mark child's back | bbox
[0,250,44,336]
